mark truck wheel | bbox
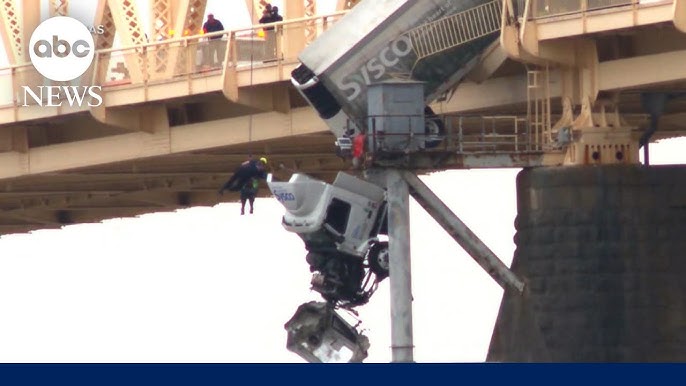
[368,241,389,279]
[424,106,444,148]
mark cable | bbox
[248,0,255,143]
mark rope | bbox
[248,0,256,143]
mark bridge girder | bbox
[0,0,24,64]
[49,0,68,16]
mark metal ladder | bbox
[527,66,552,151]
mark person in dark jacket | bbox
[218,157,268,195]
[259,4,281,60]
[259,4,274,29]
[203,13,225,66]
[271,6,283,23]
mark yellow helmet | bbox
[259,157,268,164]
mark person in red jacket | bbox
[352,132,366,168]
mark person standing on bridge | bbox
[203,13,225,67]
[269,6,283,60]
[259,4,282,61]
[271,6,283,23]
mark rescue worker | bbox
[352,131,366,168]
[218,156,268,195]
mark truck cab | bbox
[268,172,388,307]
[269,172,386,256]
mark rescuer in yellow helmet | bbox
[218,155,269,214]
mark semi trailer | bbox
[291,0,502,142]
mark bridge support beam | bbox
[91,104,169,133]
[107,0,147,83]
[0,126,28,153]
[49,0,68,16]
[224,83,291,114]
[676,0,686,33]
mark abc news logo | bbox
[34,36,91,59]
[23,16,102,107]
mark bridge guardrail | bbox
[0,11,348,109]
[92,11,348,87]
[516,0,673,19]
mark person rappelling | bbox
[217,156,268,195]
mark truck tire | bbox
[368,241,389,279]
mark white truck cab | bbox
[268,172,387,257]
[268,172,389,307]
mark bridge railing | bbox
[0,11,348,109]
[362,113,541,157]
[514,0,673,19]
[92,11,348,87]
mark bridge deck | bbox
[0,1,685,235]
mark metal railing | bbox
[92,11,347,86]
[0,11,348,108]
[405,0,502,62]
[363,113,539,156]
[517,0,673,19]
[450,114,531,154]
[0,62,94,108]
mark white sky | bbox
[0,0,685,363]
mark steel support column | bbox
[385,169,414,363]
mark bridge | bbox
[0,0,685,235]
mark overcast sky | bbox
[0,0,685,363]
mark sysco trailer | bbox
[291,0,502,141]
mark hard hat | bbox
[260,157,268,164]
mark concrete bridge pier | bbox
[488,165,686,362]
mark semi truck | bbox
[274,0,503,308]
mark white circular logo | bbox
[29,16,95,82]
